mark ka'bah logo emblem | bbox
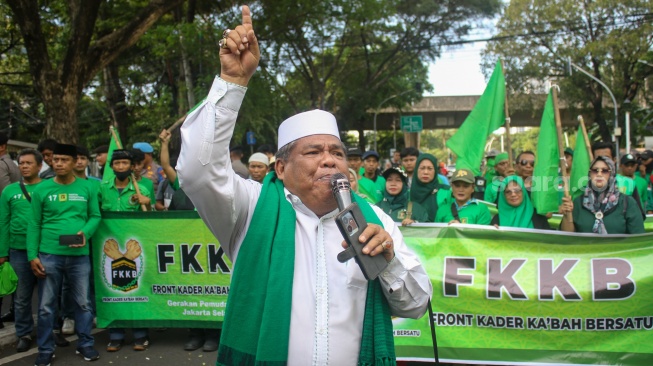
[455,170,468,178]
[59,194,68,202]
[102,239,143,292]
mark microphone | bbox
[330,173,352,211]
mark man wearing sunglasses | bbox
[515,151,535,190]
[617,154,649,212]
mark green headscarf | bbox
[497,175,534,229]
[495,152,509,164]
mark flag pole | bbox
[500,60,514,169]
[577,115,594,160]
[552,86,570,200]
[109,126,148,212]
[167,114,187,133]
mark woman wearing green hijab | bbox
[491,175,551,229]
[377,167,428,225]
[410,154,450,222]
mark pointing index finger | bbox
[242,5,252,29]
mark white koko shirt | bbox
[177,77,432,366]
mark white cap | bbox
[277,110,340,149]
[248,152,269,165]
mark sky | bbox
[427,42,488,96]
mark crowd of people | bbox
[0,5,650,365]
[0,129,220,365]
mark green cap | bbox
[451,168,475,184]
[564,147,574,157]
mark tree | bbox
[483,0,653,143]
[254,0,501,152]
[5,0,186,143]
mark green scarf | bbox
[498,175,534,229]
[381,182,408,211]
[217,173,396,366]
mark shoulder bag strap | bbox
[19,178,32,203]
[450,202,460,222]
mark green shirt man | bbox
[98,149,152,212]
[0,181,43,255]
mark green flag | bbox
[446,60,506,176]
[570,129,591,199]
[102,127,123,184]
[531,91,560,214]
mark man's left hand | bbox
[341,223,395,262]
[69,232,86,248]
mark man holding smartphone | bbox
[26,143,101,365]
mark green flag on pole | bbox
[446,60,506,176]
[102,127,123,184]
[532,90,560,215]
[570,129,591,199]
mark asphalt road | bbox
[0,327,219,366]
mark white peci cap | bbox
[248,152,269,165]
[277,110,340,149]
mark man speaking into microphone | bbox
[176,5,432,366]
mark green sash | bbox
[217,172,396,366]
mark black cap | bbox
[112,149,133,163]
[93,145,109,154]
[382,167,407,183]
[230,145,243,153]
[640,150,653,160]
[362,150,380,160]
[346,146,362,157]
[53,143,77,157]
[76,145,90,158]
[621,153,637,165]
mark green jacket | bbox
[0,181,43,255]
[435,200,492,225]
[571,195,644,234]
[26,178,101,260]
[358,175,386,204]
[99,177,152,212]
[376,199,429,223]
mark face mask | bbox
[114,170,132,181]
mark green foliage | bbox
[483,0,653,144]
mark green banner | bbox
[92,211,232,329]
[93,213,653,365]
[394,224,653,365]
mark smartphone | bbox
[335,203,388,281]
[59,234,84,246]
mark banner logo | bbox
[102,238,144,292]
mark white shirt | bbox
[177,77,432,366]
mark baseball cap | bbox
[450,168,475,184]
[639,150,653,160]
[621,153,637,165]
[382,166,408,183]
[346,146,362,157]
[133,142,154,154]
[362,150,379,160]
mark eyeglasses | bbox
[504,188,522,196]
[519,160,534,167]
[590,168,611,175]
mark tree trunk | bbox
[42,85,81,144]
[103,63,130,139]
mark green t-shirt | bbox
[571,195,644,234]
[435,200,492,225]
[98,178,152,212]
[138,177,157,205]
[0,181,43,255]
[358,175,386,204]
[26,178,101,261]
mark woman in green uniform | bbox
[435,168,491,225]
[410,154,450,222]
[491,175,551,229]
[559,156,644,234]
[376,167,428,225]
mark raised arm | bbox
[176,6,261,261]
